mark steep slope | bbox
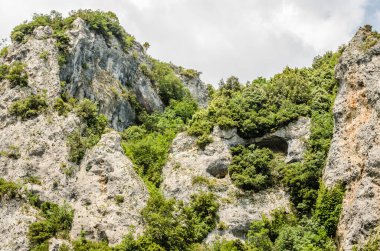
[324,25,380,250]
[0,10,208,250]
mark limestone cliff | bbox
[162,117,310,242]
[0,14,207,250]
[324,25,380,250]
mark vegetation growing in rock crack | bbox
[122,96,198,186]
[67,98,108,164]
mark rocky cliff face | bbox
[162,117,310,242]
[324,25,380,250]
[0,16,208,250]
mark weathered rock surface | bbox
[0,16,211,246]
[161,127,294,242]
[0,200,38,251]
[71,131,149,243]
[61,18,162,131]
[323,25,380,250]
[249,117,311,163]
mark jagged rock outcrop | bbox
[1,18,209,132]
[61,18,163,131]
[161,117,311,242]
[71,132,149,243]
[323,25,380,250]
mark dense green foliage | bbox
[9,94,48,120]
[5,61,29,87]
[276,111,335,215]
[122,191,219,250]
[28,201,74,249]
[229,145,274,191]
[245,209,335,251]
[313,184,345,236]
[122,98,197,186]
[67,99,108,163]
[142,60,188,105]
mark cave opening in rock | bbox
[254,136,288,155]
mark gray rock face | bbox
[178,71,209,107]
[60,18,209,131]
[0,113,148,248]
[161,128,291,242]
[72,131,149,244]
[323,26,380,250]
[61,18,163,131]
[249,117,311,163]
[0,200,38,251]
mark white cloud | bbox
[0,0,375,84]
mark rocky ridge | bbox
[324,25,380,250]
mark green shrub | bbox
[273,218,335,251]
[134,191,219,250]
[39,51,49,60]
[180,68,199,78]
[114,195,124,205]
[0,46,8,58]
[6,61,28,87]
[28,221,55,247]
[148,60,187,105]
[67,99,108,164]
[247,208,297,249]
[0,178,21,200]
[187,109,213,137]
[28,201,74,249]
[9,94,48,120]
[203,239,247,251]
[72,238,113,251]
[0,64,9,81]
[53,97,73,116]
[229,145,274,191]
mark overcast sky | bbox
[1,0,379,85]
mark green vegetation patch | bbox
[9,94,48,120]
[0,61,28,87]
[229,145,274,191]
[67,99,108,164]
[28,201,74,250]
[122,97,197,187]
[0,178,21,200]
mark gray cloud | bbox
[0,0,378,84]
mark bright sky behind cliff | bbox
[1,0,380,85]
